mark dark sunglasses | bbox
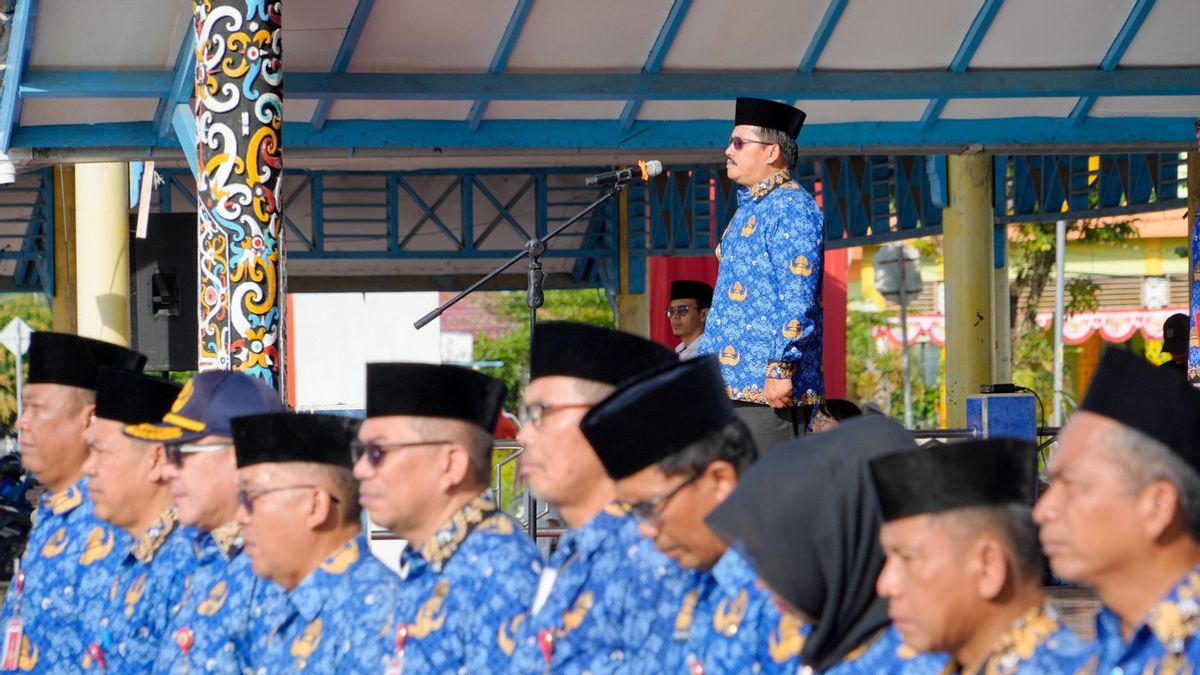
[349,438,450,467]
[728,135,774,152]
[164,441,231,468]
[665,304,698,318]
[236,484,340,514]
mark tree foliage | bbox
[473,289,615,411]
[845,308,941,428]
[0,295,53,436]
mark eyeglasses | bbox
[236,484,340,514]
[628,473,701,524]
[665,304,698,318]
[349,438,450,467]
[165,442,231,468]
[728,136,775,152]
[516,402,592,427]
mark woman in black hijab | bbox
[706,415,947,674]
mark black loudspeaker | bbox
[129,213,198,371]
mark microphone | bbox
[585,160,663,187]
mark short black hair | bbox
[656,418,757,477]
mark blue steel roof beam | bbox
[1068,0,1155,128]
[920,0,1004,130]
[798,0,848,74]
[618,0,691,131]
[467,0,534,132]
[155,29,196,141]
[310,0,375,132]
[18,67,1200,101]
[0,0,38,152]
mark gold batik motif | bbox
[132,508,181,563]
[749,171,792,201]
[417,491,499,572]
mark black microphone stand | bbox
[414,182,627,541]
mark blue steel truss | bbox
[2,154,1186,296]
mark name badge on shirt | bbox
[530,567,559,616]
[1,618,22,670]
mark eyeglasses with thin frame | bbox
[665,304,698,318]
[236,484,340,514]
[728,136,775,152]
[516,402,592,427]
[349,438,450,468]
[165,441,232,468]
[628,473,701,524]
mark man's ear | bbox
[706,460,739,502]
[972,535,1010,601]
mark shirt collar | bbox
[398,490,497,578]
[289,535,365,622]
[42,478,86,516]
[1144,565,1200,656]
[130,506,181,563]
[740,169,793,203]
[553,501,630,564]
[193,521,244,561]
[965,600,1063,674]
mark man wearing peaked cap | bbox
[871,439,1092,674]
[506,321,689,673]
[79,369,193,671]
[580,356,806,673]
[668,279,714,360]
[354,363,540,673]
[1035,348,1200,672]
[0,332,144,673]
[698,97,824,454]
[127,370,284,675]
[233,412,401,674]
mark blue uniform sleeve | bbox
[762,192,823,382]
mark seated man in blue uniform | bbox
[580,356,806,674]
[506,322,689,673]
[871,438,1092,673]
[232,412,400,673]
[81,367,191,671]
[124,370,284,674]
[1035,348,1200,672]
[698,97,824,452]
[353,362,541,672]
[708,416,947,674]
[0,332,144,673]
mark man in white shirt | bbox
[668,280,713,360]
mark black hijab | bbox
[705,415,916,671]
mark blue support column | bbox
[0,0,38,152]
[1068,0,1155,127]
[619,0,691,130]
[798,0,848,73]
[921,0,1003,130]
[310,0,375,131]
[467,0,533,131]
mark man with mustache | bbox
[0,332,144,673]
[1036,348,1200,671]
[81,367,189,671]
[698,97,824,452]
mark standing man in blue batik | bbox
[699,97,823,453]
[580,356,806,674]
[125,370,284,674]
[871,438,1092,673]
[0,333,145,673]
[81,367,192,672]
[233,412,400,674]
[353,363,541,672]
[506,322,688,674]
[1036,349,1200,671]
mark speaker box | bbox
[129,213,198,371]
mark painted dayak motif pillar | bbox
[194,0,284,387]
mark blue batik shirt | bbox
[1090,562,1200,674]
[506,503,689,674]
[939,601,1091,674]
[251,534,400,674]
[81,507,194,672]
[387,491,541,673]
[0,478,127,674]
[824,625,947,675]
[698,170,825,406]
[1,475,127,667]
[151,522,282,674]
[664,549,807,674]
